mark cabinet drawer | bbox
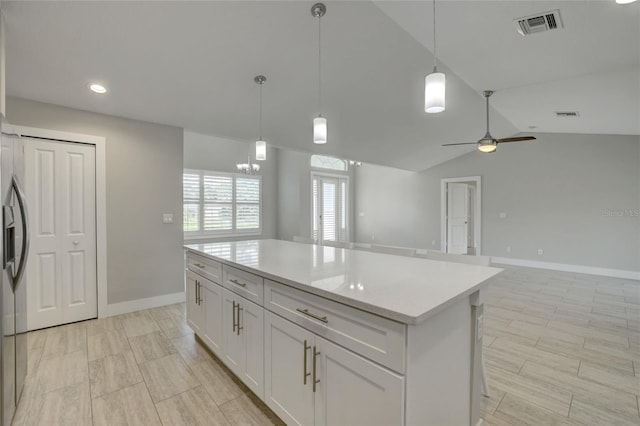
[186,252,222,284]
[264,280,406,373]
[223,265,264,305]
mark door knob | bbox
[73,240,79,245]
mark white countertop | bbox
[184,239,502,325]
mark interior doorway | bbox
[440,176,482,255]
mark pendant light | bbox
[254,75,267,161]
[424,0,445,114]
[312,3,327,144]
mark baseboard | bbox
[105,291,186,317]
[491,257,640,281]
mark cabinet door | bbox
[314,336,404,426]
[186,271,203,334]
[202,281,224,357]
[264,312,315,426]
[222,289,244,377]
[239,297,264,399]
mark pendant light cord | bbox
[433,0,437,70]
[259,82,263,140]
[318,12,322,114]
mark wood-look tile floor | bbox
[481,266,640,426]
[11,265,640,426]
[12,303,284,426]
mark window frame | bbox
[183,168,262,239]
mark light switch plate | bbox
[162,213,174,224]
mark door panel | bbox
[264,311,315,426]
[314,336,404,426]
[222,289,243,377]
[240,298,264,399]
[312,174,348,244]
[25,140,97,330]
[447,183,469,254]
[202,281,223,357]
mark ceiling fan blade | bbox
[442,142,477,146]
[496,136,537,143]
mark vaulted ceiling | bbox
[4,1,638,171]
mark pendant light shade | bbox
[424,0,445,114]
[255,140,267,160]
[313,116,327,144]
[425,70,446,113]
[312,3,327,145]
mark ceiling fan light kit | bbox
[441,90,537,153]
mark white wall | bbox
[183,130,278,242]
[7,97,185,304]
[355,133,640,272]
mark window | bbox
[310,155,348,172]
[183,169,261,237]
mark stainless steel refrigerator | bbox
[0,121,30,426]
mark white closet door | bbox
[25,139,97,330]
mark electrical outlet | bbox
[499,212,507,219]
[359,212,365,217]
[506,246,512,253]
[432,240,436,246]
[162,213,173,224]
[371,234,375,242]
[537,249,544,256]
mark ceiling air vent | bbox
[555,111,579,117]
[515,10,563,36]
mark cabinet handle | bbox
[198,282,202,305]
[194,263,205,269]
[229,278,247,287]
[232,301,237,332]
[296,308,328,324]
[236,306,243,335]
[195,280,200,304]
[312,346,320,393]
[303,339,311,385]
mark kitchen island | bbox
[184,239,502,426]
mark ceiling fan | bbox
[442,90,536,153]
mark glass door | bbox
[312,174,347,244]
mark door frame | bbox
[5,123,108,318]
[440,176,482,255]
[310,171,349,243]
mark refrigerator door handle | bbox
[10,174,30,292]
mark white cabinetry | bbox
[201,281,224,356]
[222,288,264,399]
[264,311,403,426]
[186,270,203,334]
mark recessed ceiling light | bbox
[616,0,637,4]
[89,83,107,94]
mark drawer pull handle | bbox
[303,339,311,385]
[296,308,328,324]
[194,263,205,269]
[312,346,320,392]
[229,279,247,287]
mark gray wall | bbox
[7,96,185,304]
[355,133,640,272]
[183,130,278,242]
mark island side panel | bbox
[405,294,474,426]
